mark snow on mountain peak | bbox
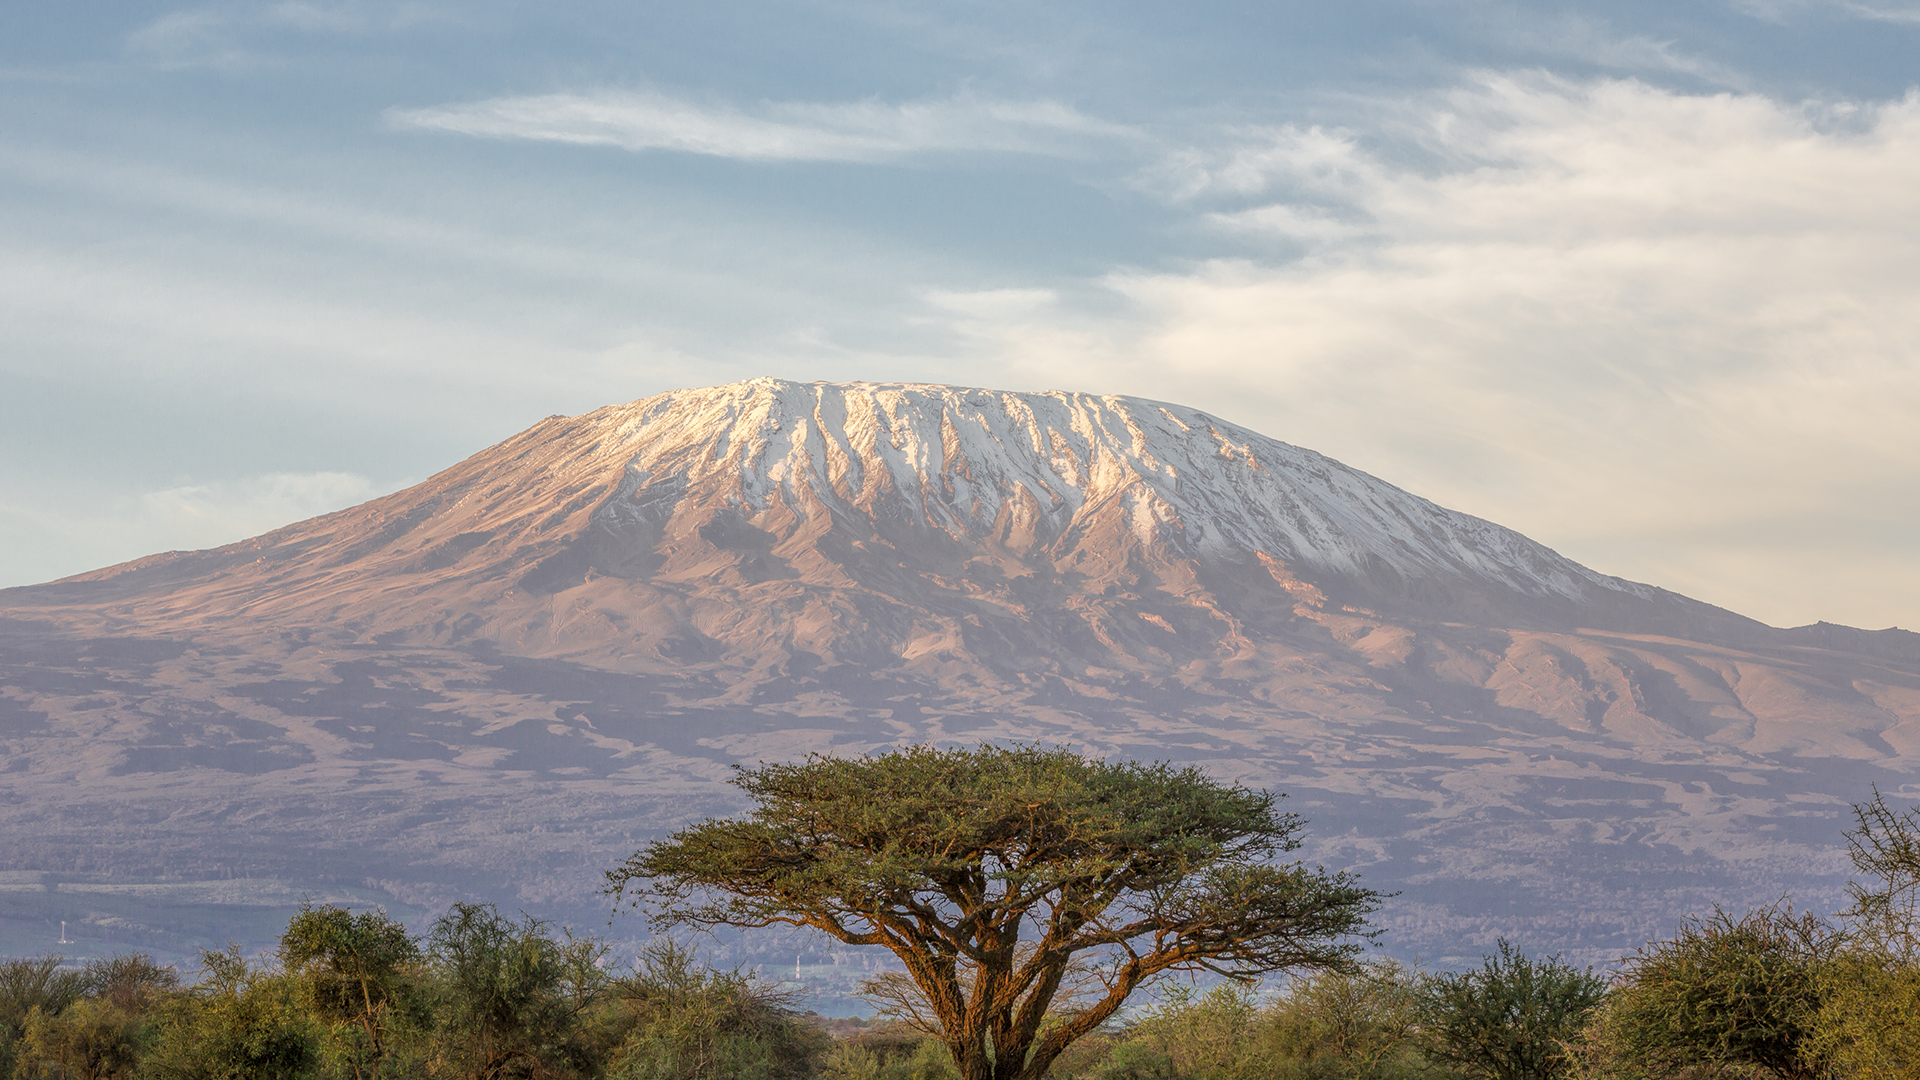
[573,379,1648,605]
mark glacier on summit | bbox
[591,379,1652,606]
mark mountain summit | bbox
[2,379,1916,968]
[25,379,1759,678]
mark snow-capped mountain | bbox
[598,380,1640,596]
[1,378,1915,970]
[30,379,1749,666]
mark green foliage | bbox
[79,954,178,1013]
[426,902,608,1080]
[1041,963,1424,1080]
[1076,1038,1177,1080]
[7,954,175,1080]
[1802,788,1920,1080]
[1090,983,1263,1080]
[1836,785,1920,958]
[1563,791,1920,1080]
[19,996,151,1080]
[1,956,89,1076]
[8,777,1920,1080]
[1260,963,1421,1080]
[821,1034,960,1080]
[1805,951,1920,1080]
[1414,940,1605,1080]
[281,903,422,1080]
[1601,906,1833,1080]
[610,744,1380,1080]
[598,941,825,1080]
[143,947,318,1080]
[0,956,87,1028]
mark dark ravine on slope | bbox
[1,379,1916,981]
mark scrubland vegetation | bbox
[1,777,1913,1079]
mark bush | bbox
[1414,940,1605,1080]
[426,903,608,1080]
[19,997,151,1080]
[80,955,177,1014]
[1805,952,1920,1080]
[595,940,824,1080]
[1599,905,1834,1080]
[0,959,87,1033]
[0,957,88,1079]
[1260,962,1421,1080]
[12,954,175,1080]
[281,903,423,1080]
[820,1035,958,1080]
[1802,789,1920,1080]
[143,947,318,1080]
[1836,786,1920,959]
[1082,983,1263,1080]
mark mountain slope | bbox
[1,378,1915,970]
[13,380,1770,670]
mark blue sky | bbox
[3,1,1918,629]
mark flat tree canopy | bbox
[606,743,1380,1080]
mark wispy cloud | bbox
[127,9,244,68]
[125,3,452,67]
[922,287,1059,321]
[389,90,1135,162]
[1824,0,1920,21]
[138,472,385,543]
[1732,0,1920,24]
[0,472,395,587]
[1482,9,1749,86]
[1137,122,1378,205]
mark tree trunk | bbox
[953,1040,994,1080]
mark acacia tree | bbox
[605,743,1380,1080]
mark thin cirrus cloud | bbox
[1833,1,1920,21]
[1731,0,1920,22]
[1470,7,1748,87]
[127,9,245,67]
[387,90,1136,163]
[138,471,387,546]
[125,5,457,68]
[0,472,393,589]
